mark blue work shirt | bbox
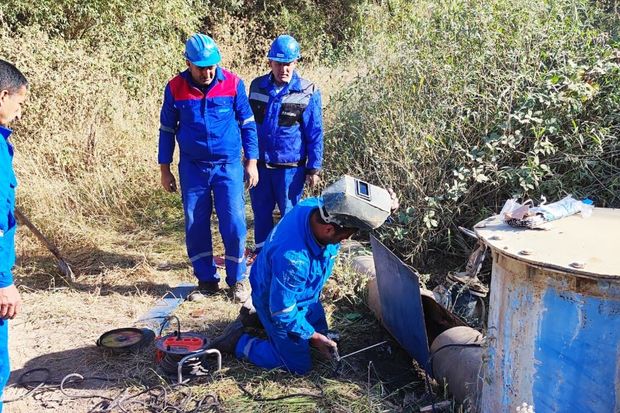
[0,126,17,288]
[248,71,323,173]
[250,197,339,340]
[158,66,259,164]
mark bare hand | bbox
[245,159,259,189]
[0,284,22,320]
[309,332,338,359]
[305,173,320,188]
[388,188,399,212]
[160,166,177,192]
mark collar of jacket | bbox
[0,125,12,141]
[180,66,226,90]
[304,201,328,257]
[261,70,302,93]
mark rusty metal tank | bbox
[475,207,620,413]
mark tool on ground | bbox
[335,340,389,362]
[332,340,389,375]
[154,316,221,383]
[96,327,155,353]
[14,207,75,281]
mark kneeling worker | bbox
[211,175,397,374]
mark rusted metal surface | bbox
[430,326,484,410]
[475,208,620,279]
[477,208,620,413]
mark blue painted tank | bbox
[475,207,620,413]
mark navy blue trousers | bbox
[0,319,9,412]
[249,165,305,251]
[179,159,247,286]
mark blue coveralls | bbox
[159,68,258,286]
[248,72,323,251]
[0,126,17,412]
[235,197,339,374]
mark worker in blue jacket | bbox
[211,176,397,374]
[0,59,28,412]
[158,34,259,302]
[248,35,323,253]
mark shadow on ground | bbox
[14,247,193,297]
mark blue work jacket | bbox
[248,71,323,173]
[0,126,17,288]
[250,197,339,340]
[158,67,259,164]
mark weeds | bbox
[325,0,620,264]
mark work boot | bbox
[198,281,220,295]
[239,296,263,329]
[230,279,251,303]
[188,281,220,302]
[209,319,245,355]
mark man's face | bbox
[269,60,296,85]
[326,226,358,245]
[187,61,217,86]
[0,85,28,127]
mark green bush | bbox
[203,0,368,65]
[325,0,620,264]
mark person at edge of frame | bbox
[0,59,28,412]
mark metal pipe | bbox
[176,349,222,383]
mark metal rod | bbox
[176,349,222,383]
[14,207,75,281]
[458,226,479,239]
[338,340,389,361]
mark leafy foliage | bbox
[325,0,620,264]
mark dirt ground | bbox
[3,223,439,413]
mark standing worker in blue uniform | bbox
[211,176,397,374]
[0,60,28,412]
[248,35,323,253]
[158,34,259,301]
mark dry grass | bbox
[2,12,447,412]
[6,217,437,412]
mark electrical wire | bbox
[4,368,221,412]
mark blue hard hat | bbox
[267,35,301,63]
[184,33,221,67]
